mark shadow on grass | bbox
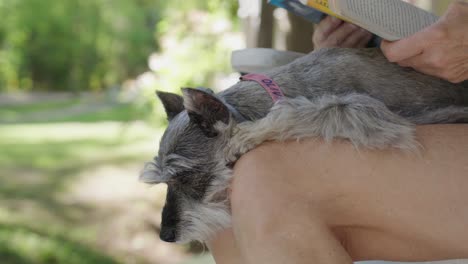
[0,223,120,264]
[0,138,148,223]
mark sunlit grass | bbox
[0,121,159,143]
[0,99,80,123]
[0,98,80,115]
[0,121,161,205]
[0,97,216,263]
[52,103,149,123]
[0,100,164,263]
[1,99,151,123]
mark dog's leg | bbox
[226,94,416,162]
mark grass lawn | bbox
[0,96,214,264]
[0,121,159,263]
[0,98,81,115]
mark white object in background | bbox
[231,48,305,73]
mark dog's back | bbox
[220,48,468,121]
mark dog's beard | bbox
[177,198,231,243]
[176,157,233,243]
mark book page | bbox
[336,0,438,40]
[303,0,351,22]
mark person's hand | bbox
[381,1,468,83]
[312,16,373,49]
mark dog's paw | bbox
[224,122,265,163]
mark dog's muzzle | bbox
[160,227,177,242]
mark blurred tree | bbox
[0,0,161,92]
[286,13,315,53]
[257,0,275,48]
[151,0,239,92]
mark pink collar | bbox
[240,73,284,102]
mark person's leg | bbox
[207,229,244,264]
[213,124,468,263]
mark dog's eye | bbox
[171,171,207,200]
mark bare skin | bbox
[208,125,468,263]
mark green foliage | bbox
[0,0,241,111]
[153,0,239,89]
[0,1,240,261]
[146,0,240,124]
[0,97,151,123]
[0,0,160,92]
[52,103,143,123]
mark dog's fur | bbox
[140,48,468,243]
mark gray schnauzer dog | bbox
[140,48,468,243]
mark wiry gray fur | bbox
[141,48,468,243]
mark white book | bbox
[301,0,439,41]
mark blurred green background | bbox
[0,0,448,263]
[0,0,240,263]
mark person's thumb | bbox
[381,30,429,62]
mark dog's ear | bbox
[156,91,185,120]
[139,161,166,184]
[182,88,229,138]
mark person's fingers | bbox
[440,60,468,83]
[355,30,374,48]
[380,30,429,62]
[397,46,461,69]
[341,28,373,48]
[313,16,343,44]
[449,67,468,83]
[402,64,441,79]
[397,53,430,69]
[397,54,468,83]
[396,51,448,80]
[324,23,360,47]
[320,16,344,37]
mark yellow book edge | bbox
[304,0,353,23]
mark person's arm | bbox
[312,16,373,49]
[381,1,468,83]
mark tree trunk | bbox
[286,12,315,53]
[256,0,275,48]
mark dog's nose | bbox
[160,228,177,242]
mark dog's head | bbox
[140,88,234,243]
